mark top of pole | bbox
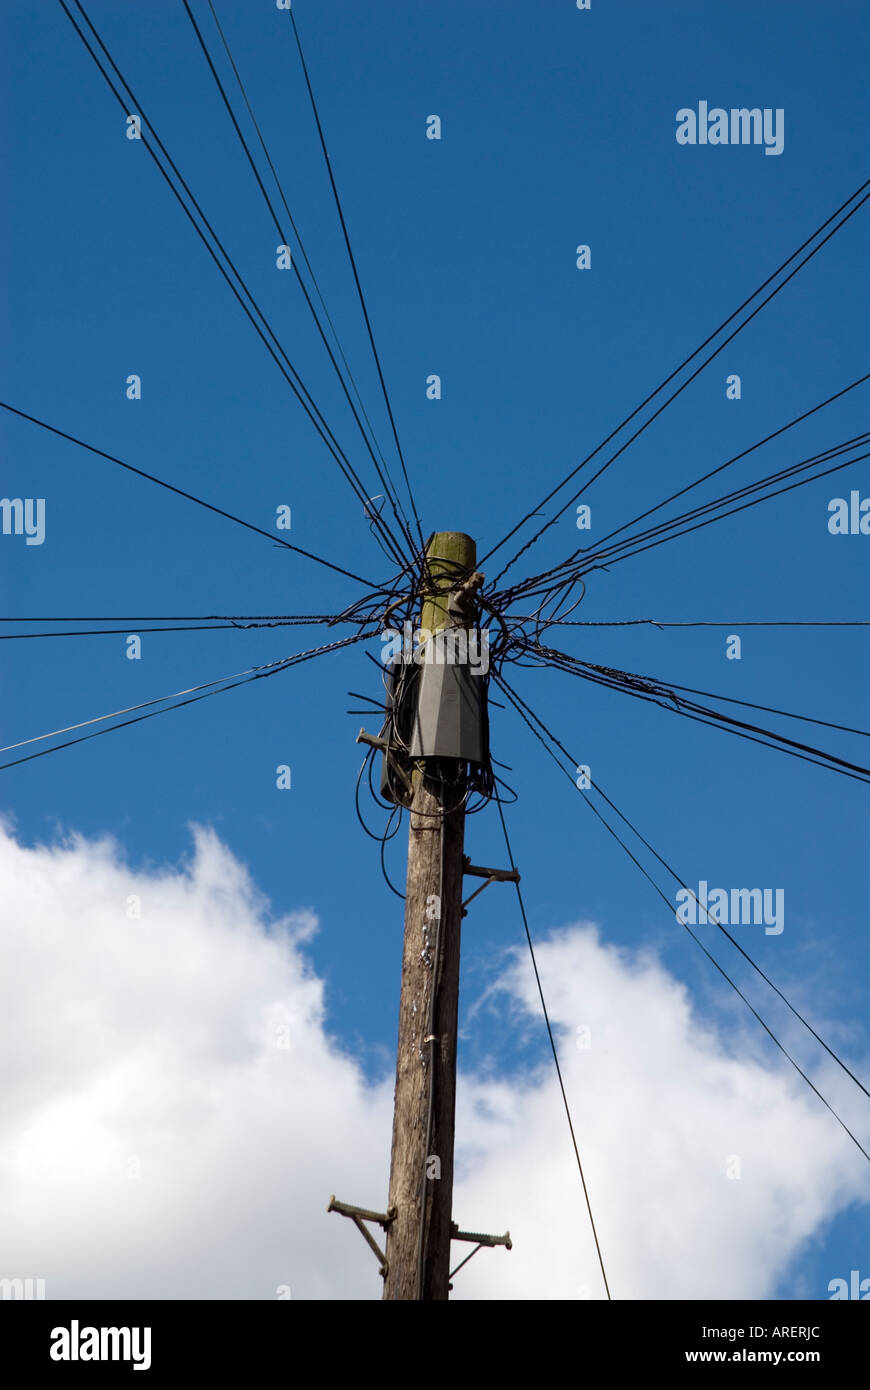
[421,532,477,635]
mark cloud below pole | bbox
[0,822,865,1300]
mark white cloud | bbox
[451,929,868,1299]
[0,822,865,1300]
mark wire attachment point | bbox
[327,1196,396,1280]
[461,856,521,910]
[448,1223,512,1286]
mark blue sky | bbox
[1,0,868,1299]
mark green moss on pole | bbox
[420,532,476,635]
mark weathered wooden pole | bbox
[382,532,477,1301]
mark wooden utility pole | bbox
[331,535,511,1292]
[382,532,476,1301]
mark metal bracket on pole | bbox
[448,1223,512,1286]
[461,856,521,911]
[356,729,390,754]
[327,1196,396,1280]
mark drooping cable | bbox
[0,400,378,588]
[494,788,612,1299]
[504,434,870,601]
[566,372,870,569]
[483,177,870,583]
[185,0,418,561]
[495,672,870,1140]
[0,633,368,772]
[203,0,408,553]
[287,6,427,561]
[517,645,870,784]
[568,437,870,582]
[60,0,410,571]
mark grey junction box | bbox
[408,629,485,763]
